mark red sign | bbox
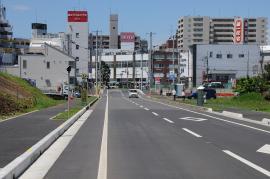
[120,32,135,43]
[155,77,161,84]
[235,19,242,44]
[68,11,88,22]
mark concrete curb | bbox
[222,111,243,118]
[262,118,270,126]
[0,98,99,179]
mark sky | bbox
[3,0,270,45]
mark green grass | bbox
[53,96,98,120]
[0,72,65,119]
[180,92,270,112]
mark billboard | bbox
[68,11,88,22]
[234,18,243,44]
[120,32,135,43]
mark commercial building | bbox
[91,49,149,87]
[89,14,147,52]
[67,11,90,81]
[189,44,261,87]
[177,16,268,52]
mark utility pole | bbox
[247,50,250,78]
[141,49,143,91]
[147,32,156,93]
[92,30,102,96]
[206,51,209,83]
[172,35,175,86]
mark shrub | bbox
[235,76,269,94]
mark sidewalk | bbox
[0,100,78,168]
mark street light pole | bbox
[95,31,98,95]
[172,35,175,86]
[66,66,71,119]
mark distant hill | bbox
[0,72,61,117]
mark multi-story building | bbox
[177,16,268,52]
[91,49,149,87]
[178,16,210,52]
[189,44,261,87]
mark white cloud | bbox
[12,4,31,12]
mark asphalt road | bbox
[42,89,270,179]
[0,101,73,168]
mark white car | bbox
[128,89,139,98]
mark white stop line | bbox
[180,117,208,122]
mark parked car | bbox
[74,91,81,98]
[208,82,224,88]
[128,89,139,98]
[187,88,216,99]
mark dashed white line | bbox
[182,128,202,138]
[144,108,149,111]
[152,112,159,116]
[140,105,144,108]
[223,150,270,177]
[163,118,174,123]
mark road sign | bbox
[155,77,160,84]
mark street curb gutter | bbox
[0,97,99,179]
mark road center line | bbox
[152,112,159,116]
[144,108,149,111]
[182,128,202,138]
[163,118,174,123]
[223,150,270,177]
[140,105,144,108]
[97,90,108,179]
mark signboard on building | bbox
[68,11,88,22]
[243,19,249,43]
[120,32,135,42]
[234,18,243,44]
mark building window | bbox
[23,60,27,69]
[47,61,50,69]
[239,54,245,58]
[76,45,79,50]
[209,52,213,58]
[227,54,233,59]
[216,54,222,59]
[76,33,80,38]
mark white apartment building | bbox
[189,44,261,87]
[177,16,268,52]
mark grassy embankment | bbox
[0,72,64,119]
[53,96,97,120]
[153,92,270,113]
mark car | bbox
[187,88,216,99]
[74,91,81,98]
[128,89,139,98]
[208,82,224,88]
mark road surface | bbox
[22,89,270,179]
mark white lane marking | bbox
[223,150,270,177]
[257,144,270,155]
[19,110,93,179]
[140,105,144,108]
[97,90,109,179]
[182,128,202,138]
[49,113,61,120]
[144,108,149,111]
[163,118,174,124]
[152,112,159,116]
[180,117,208,122]
[0,110,39,123]
[140,97,270,134]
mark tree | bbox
[236,76,268,94]
[100,61,111,86]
